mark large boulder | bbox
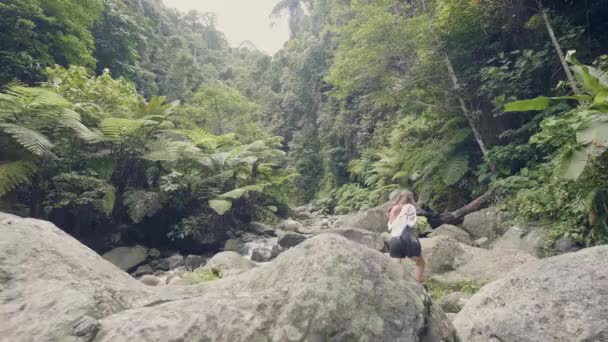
[491,225,549,257]
[322,227,385,251]
[454,246,608,342]
[0,213,151,342]
[101,245,148,271]
[461,207,507,240]
[203,251,256,277]
[95,234,458,341]
[428,224,473,245]
[334,206,389,234]
[420,236,536,283]
[276,219,305,233]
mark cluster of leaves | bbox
[497,54,608,245]
[0,65,295,248]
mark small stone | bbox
[185,255,205,270]
[474,237,490,249]
[148,248,161,259]
[251,247,272,262]
[140,275,161,286]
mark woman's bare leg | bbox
[410,256,425,283]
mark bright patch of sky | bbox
[162,0,289,55]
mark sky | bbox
[162,0,290,55]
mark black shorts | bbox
[389,235,421,258]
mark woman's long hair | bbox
[389,191,415,214]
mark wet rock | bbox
[277,230,307,248]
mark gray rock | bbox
[157,254,186,271]
[270,244,285,259]
[277,230,308,248]
[249,221,276,236]
[276,219,305,232]
[492,225,549,257]
[95,234,458,341]
[428,224,473,245]
[437,292,472,313]
[251,247,272,262]
[140,274,161,286]
[133,264,153,277]
[204,251,256,277]
[420,236,536,283]
[461,207,502,240]
[147,248,161,259]
[184,255,205,270]
[0,213,151,341]
[101,245,148,271]
[555,236,582,254]
[380,232,391,251]
[334,206,389,234]
[71,315,99,339]
[454,246,608,342]
[223,239,245,253]
[473,236,490,249]
[322,227,385,251]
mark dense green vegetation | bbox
[1,0,607,251]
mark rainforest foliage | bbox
[1,0,607,250]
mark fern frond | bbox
[209,199,232,215]
[123,189,165,223]
[99,118,145,141]
[219,184,264,199]
[0,160,38,196]
[0,123,54,156]
[441,154,469,185]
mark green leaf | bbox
[267,205,278,213]
[209,199,232,215]
[220,188,247,200]
[576,115,608,157]
[558,148,589,180]
[504,97,550,112]
[0,160,39,195]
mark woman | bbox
[387,191,425,283]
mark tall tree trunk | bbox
[536,0,581,95]
[418,0,489,157]
[443,53,489,157]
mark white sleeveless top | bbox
[388,204,417,238]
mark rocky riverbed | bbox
[1,203,606,341]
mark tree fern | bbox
[441,154,469,185]
[0,124,54,156]
[123,189,165,223]
[209,199,232,215]
[0,160,38,196]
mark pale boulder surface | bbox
[95,234,458,341]
[334,206,389,233]
[420,236,536,283]
[428,224,473,245]
[0,213,152,342]
[454,246,608,342]
[322,227,386,251]
[203,251,256,277]
[491,225,549,257]
[101,245,148,271]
